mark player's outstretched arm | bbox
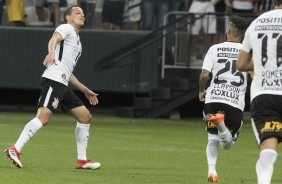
[69,74,99,105]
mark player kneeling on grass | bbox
[4,5,101,170]
[199,15,253,182]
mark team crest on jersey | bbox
[52,98,59,109]
[61,74,66,80]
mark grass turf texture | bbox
[0,112,281,184]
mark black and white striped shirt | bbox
[259,0,273,13]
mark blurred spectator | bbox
[123,0,141,30]
[213,0,226,43]
[6,0,25,26]
[225,0,259,16]
[0,0,3,25]
[36,0,67,27]
[141,0,169,31]
[169,0,186,11]
[80,0,96,28]
[66,0,78,7]
[168,0,186,25]
[102,0,125,30]
[258,0,272,14]
[188,0,216,61]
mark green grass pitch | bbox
[0,112,281,184]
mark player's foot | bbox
[207,173,219,182]
[75,160,101,170]
[204,111,225,126]
[4,146,22,168]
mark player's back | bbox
[246,9,282,99]
[203,41,247,111]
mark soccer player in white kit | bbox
[237,1,282,183]
[4,5,101,170]
[199,15,252,182]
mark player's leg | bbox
[204,105,220,182]
[218,106,243,150]
[4,78,61,168]
[70,105,91,161]
[252,117,279,184]
[69,106,101,170]
[203,104,233,149]
[206,133,219,182]
[13,107,52,152]
[63,89,100,170]
[256,137,278,184]
[4,107,52,167]
[251,95,281,184]
[215,118,232,149]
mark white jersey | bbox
[202,41,248,111]
[241,9,282,101]
[42,24,82,86]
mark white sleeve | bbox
[54,24,72,39]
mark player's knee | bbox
[86,113,92,123]
[38,118,49,126]
[78,113,92,124]
[36,107,52,126]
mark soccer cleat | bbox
[75,160,101,170]
[207,173,219,182]
[203,112,225,126]
[4,146,22,168]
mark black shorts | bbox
[204,102,243,141]
[38,78,84,112]
[251,94,282,144]
[102,0,125,25]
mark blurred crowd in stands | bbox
[0,0,274,31]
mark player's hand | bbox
[199,91,206,102]
[43,52,55,67]
[85,90,99,105]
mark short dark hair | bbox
[229,15,253,38]
[63,5,80,23]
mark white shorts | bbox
[188,1,216,35]
[127,0,141,22]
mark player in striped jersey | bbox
[199,15,252,182]
[237,1,282,183]
[4,5,101,170]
